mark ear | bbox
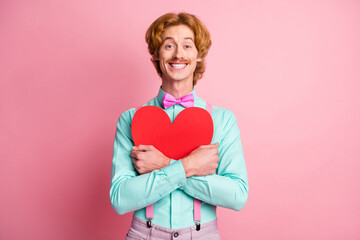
[153,50,161,61]
[196,57,202,62]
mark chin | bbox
[169,77,192,83]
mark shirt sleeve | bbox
[109,109,187,215]
[179,110,249,211]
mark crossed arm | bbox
[110,110,248,215]
[131,143,220,178]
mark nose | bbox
[173,46,185,59]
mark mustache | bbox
[166,59,191,64]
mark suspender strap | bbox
[146,204,154,219]
[194,198,202,231]
[138,103,213,230]
[193,199,201,221]
[206,102,213,116]
[146,205,153,228]
[194,102,212,231]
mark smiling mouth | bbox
[168,62,188,70]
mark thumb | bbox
[202,142,219,148]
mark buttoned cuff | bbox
[162,160,187,188]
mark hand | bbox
[181,142,220,177]
[130,145,170,174]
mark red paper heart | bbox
[132,106,213,160]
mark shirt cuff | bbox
[162,160,187,188]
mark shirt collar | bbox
[157,86,197,109]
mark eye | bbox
[165,44,174,49]
[185,45,192,49]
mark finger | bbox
[134,151,144,160]
[213,142,220,147]
[130,151,139,158]
[131,152,143,160]
[133,145,154,151]
[132,146,139,151]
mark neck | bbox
[161,78,194,99]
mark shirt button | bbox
[174,232,179,237]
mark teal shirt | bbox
[110,87,248,229]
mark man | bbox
[110,12,248,239]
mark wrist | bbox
[165,157,170,167]
[181,157,194,178]
[159,156,171,169]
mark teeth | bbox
[170,63,187,69]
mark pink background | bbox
[1,0,360,239]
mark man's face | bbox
[155,24,201,84]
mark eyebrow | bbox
[163,37,195,43]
